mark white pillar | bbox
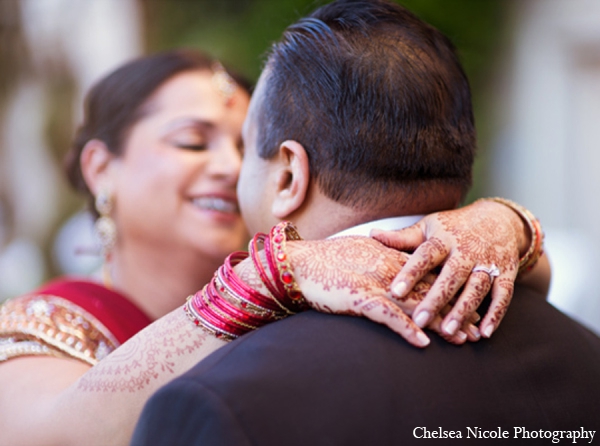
[490,0,600,333]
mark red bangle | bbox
[184,291,240,340]
[266,221,308,311]
[183,223,310,341]
[193,288,250,337]
[222,252,287,312]
[203,281,266,328]
[249,232,285,301]
[213,269,281,321]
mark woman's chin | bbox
[186,226,248,258]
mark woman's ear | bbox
[271,140,310,219]
[80,139,117,196]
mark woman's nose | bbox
[207,138,242,182]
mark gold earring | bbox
[94,189,116,287]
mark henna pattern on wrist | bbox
[292,237,407,294]
[437,210,519,274]
[236,254,272,296]
[77,309,208,393]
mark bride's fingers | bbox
[410,257,472,329]
[386,238,450,298]
[370,223,426,251]
[355,295,431,348]
[479,274,516,338]
[439,270,493,336]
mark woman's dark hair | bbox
[64,48,252,215]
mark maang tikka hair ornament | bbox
[94,188,116,286]
[211,61,237,104]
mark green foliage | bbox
[144,0,505,87]
[143,0,507,201]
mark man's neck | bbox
[289,193,417,240]
[289,185,459,240]
[329,215,424,238]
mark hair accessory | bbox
[484,197,544,274]
[94,188,116,287]
[472,264,500,280]
[211,62,237,102]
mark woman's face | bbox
[110,70,250,261]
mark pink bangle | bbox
[184,292,240,340]
[183,223,310,341]
[249,232,284,301]
[201,283,264,329]
[222,252,287,313]
[214,269,281,321]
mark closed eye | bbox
[176,143,208,151]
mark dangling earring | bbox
[94,188,116,288]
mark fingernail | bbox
[468,325,481,340]
[416,331,430,347]
[392,281,407,296]
[483,324,495,338]
[443,319,460,336]
[456,330,467,342]
[414,311,430,328]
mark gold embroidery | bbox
[0,294,120,365]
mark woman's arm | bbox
[0,203,543,444]
[0,306,226,446]
[0,237,431,446]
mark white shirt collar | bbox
[329,215,424,238]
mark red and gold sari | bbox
[0,278,152,365]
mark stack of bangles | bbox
[484,197,545,274]
[184,221,309,341]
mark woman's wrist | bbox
[481,197,545,275]
[183,221,308,341]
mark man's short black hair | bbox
[257,0,476,210]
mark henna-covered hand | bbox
[371,199,530,340]
[287,237,476,348]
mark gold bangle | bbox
[183,296,237,342]
[213,272,284,321]
[484,197,544,274]
[269,221,307,310]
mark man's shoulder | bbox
[191,285,600,381]
[137,287,600,446]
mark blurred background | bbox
[1,0,599,334]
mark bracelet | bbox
[183,222,310,341]
[484,197,545,274]
[222,252,291,314]
[249,233,284,302]
[265,221,309,311]
[184,293,239,341]
[214,269,281,321]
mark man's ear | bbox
[271,140,310,219]
[80,139,117,196]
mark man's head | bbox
[238,0,476,237]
